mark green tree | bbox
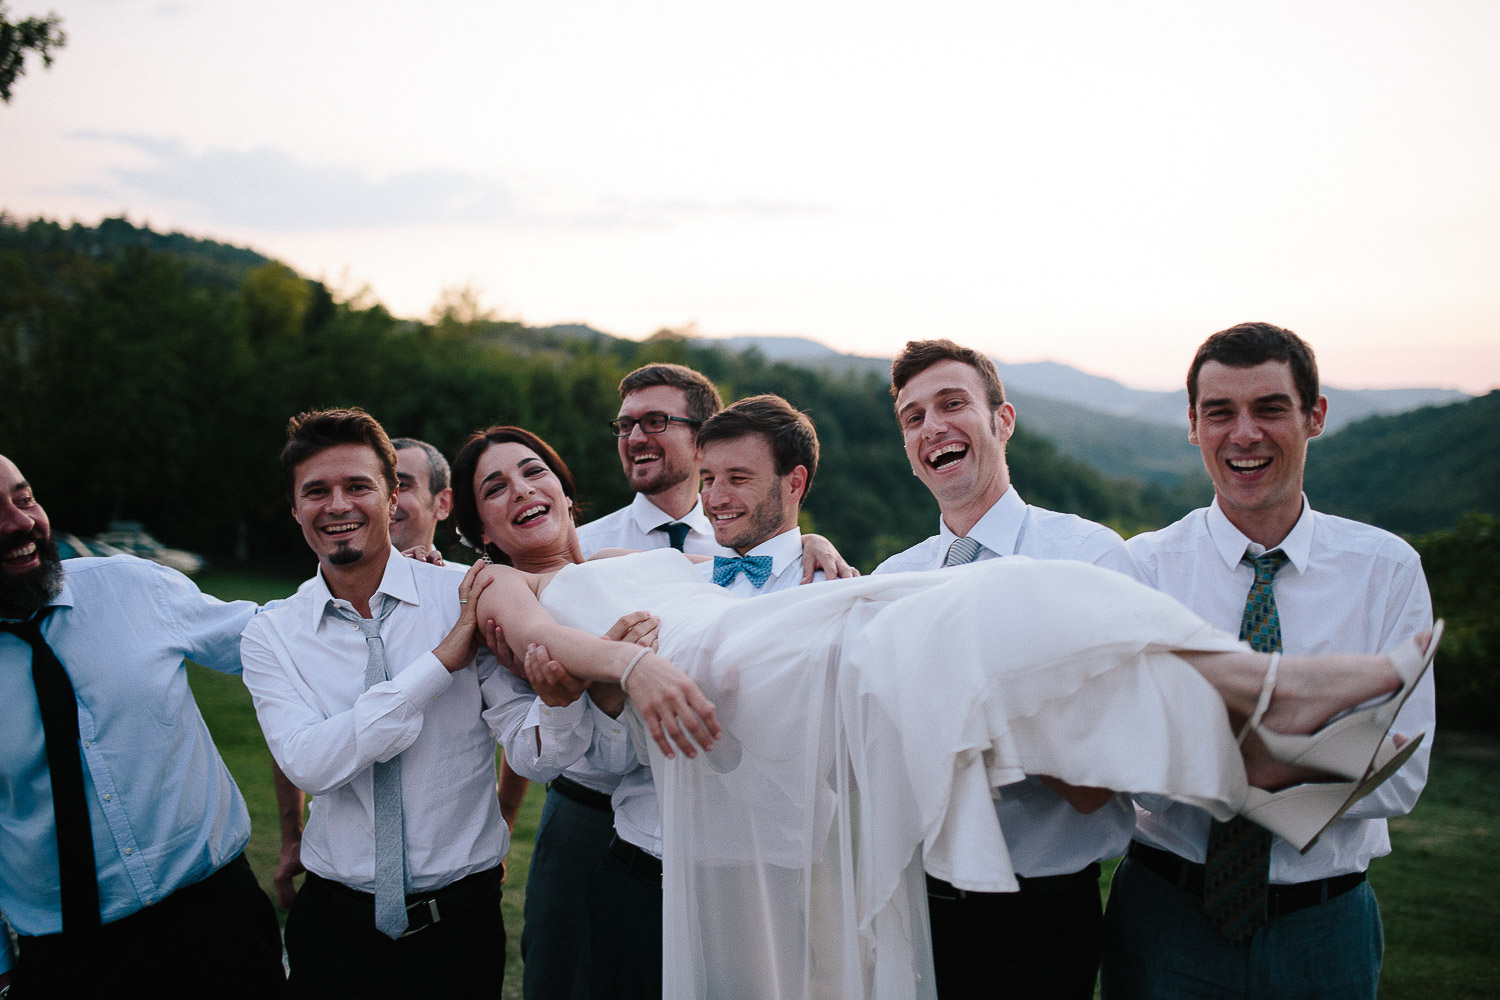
[0,3,64,103]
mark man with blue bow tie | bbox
[698,394,826,595]
[582,394,826,999]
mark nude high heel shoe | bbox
[1239,731,1426,853]
[1248,621,1442,782]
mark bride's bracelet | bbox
[619,646,650,696]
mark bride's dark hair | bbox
[450,425,580,565]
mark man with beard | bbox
[516,363,851,1000]
[873,339,1141,1000]
[0,454,286,995]
[584,393,825,998]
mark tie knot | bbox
[713,554,773,588]
[1242,550,1289,583]
[327,594,397,638]
[657,521,691,552]
[943,536,983,567]
[0,606,55,641]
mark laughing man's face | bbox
[895,359,1014,517]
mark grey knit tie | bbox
[943,536,983,567]
[329,594,408,938]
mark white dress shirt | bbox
[609,528,819,857]
[1127,497,1435,881]
[873,487,1142,877]
[576,493,732,559]
[241,549,512,893]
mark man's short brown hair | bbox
[696,394,819,504]
[890,339,1006,410]
[619,364,724,423]
[1187,322,1321,415]
[282,408,397,503]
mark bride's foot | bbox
[1248,622,1441,781]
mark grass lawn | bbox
[191,570,1498,1000]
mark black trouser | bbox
[585,836,662,1000]
[285,867,505,998]
[926,863,1103,1000]
[14,852,285,997]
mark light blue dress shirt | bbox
[0,555,259,972]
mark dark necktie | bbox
[2,608,101,933]
[656,522,690,552]
[1203,550,1290,943]
[712,554,773,589]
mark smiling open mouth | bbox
[513,504,549,525]
[927,443,967,469]
[1228,457,1271,473]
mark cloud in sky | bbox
[66,132,827,233]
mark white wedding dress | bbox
[539,549,1249,1000]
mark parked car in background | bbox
[52,532,127,560]
[93,521,206,576]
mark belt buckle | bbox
[399,898,441,938]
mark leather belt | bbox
[926,862,1101,899]
[1128,842,1366,918]
[549,775,614,813]
[306,864,502,937]
[608,833,663,885]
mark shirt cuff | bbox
[390,651,455,706]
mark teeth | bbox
[325,523,361,535]
[513,504,548,524]
[3,542,37,560]
[632,454,661,464]
[1228,458,1270,471]
[713,512,741,521]
[927,442,967,467]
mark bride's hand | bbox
[604,610,660,651]
[622,652,722,759]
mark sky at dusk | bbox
[4,0,1498,393]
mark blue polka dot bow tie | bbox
[712,554,773,589]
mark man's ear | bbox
[785,465,809,505]
[1306,396,1328,440]
[435,487,454,521]
[1188,406,1200,446]
[994,402,1016,443]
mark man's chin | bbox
[327,547,365,567]
[0,535,64,618]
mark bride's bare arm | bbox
[475,565,722,758]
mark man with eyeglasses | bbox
[514,362,854,1000]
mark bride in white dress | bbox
[455,433,1432,1000]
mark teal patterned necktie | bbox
[1203,549,1289,943]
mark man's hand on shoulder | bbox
[433,564,495,673]
[801,534,859,583]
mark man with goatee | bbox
[0,454,285,995]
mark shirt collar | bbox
[1205,495,1313,573]
[309,546,420,629]
[938,486,1025,557]
[737,526,803,578]
[628,492,713,536]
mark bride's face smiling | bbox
[473,441,573,559]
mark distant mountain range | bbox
[703,334,1469,433]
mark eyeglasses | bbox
[608,412,702,437]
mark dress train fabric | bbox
[539,549,1249,999]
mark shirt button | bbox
[103,793,112,801]
[124,847,133,855]
[82,740,91,748]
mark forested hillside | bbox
[1308,391,1500,535]
[0,216,1186,570]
